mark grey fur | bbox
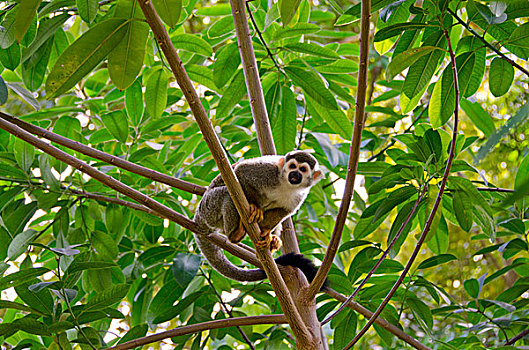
[194,151,323,282]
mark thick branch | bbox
[343,27,461,349]
[137,1,313,345]
[325,288,431,350]
[307,0,371,298]
[108,314,287,350]
[230,0,276,156]
[0,111,205,196]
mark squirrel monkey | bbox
[194,151,323,282]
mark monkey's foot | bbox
[228,221,246,243]
[248,204,264,223]
[255,229,272,249]
[269,234,282,252]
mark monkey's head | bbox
[279,151,323,188]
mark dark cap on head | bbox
[285,151,317,169]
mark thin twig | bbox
[245,1,281,71]
[447,8,529,77]
[306,0,371,299]
[0,112,205,196]
[343,25,461,349]
[106,315,288,350]
[477,187,514,193]
[322,186,427,325]
[137,0,313,345]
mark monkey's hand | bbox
[248,204,264,224]
[269,234,282,251]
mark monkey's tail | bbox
[194,233,267,281]
[196,234,327,288]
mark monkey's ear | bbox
[313,170,323,183]
[278,157,285,169]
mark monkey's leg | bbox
[255,208,290,250]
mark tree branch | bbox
[325,288,432,350]
[107,314,287,350]
[137,1,314,346]
[343,26,461,349]
[230,0,276,156]
[245,1,281,71]
[306,0,371,298]
[447,8,529,78]
[0,111,205,196]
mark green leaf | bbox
[85,283,130,311]
[0,42,21,70]
[280,0,302,26]
[0,300,43,314]
[7,82,40,110]
[452,190,473,231]
[21,14,70,63]
[515,153,529,192]
[117,324,149,345]
[417,253,457,269]
[20,15,37,48]
[21,37,53,92]
[195,3,231,16]
[460,99,495,137]
[172,253,201,288]
[307,98,352,139]
[125,79,144,126]
[3,200,38,236]
[91,231,118,260]
[45,18,129,97]
[12,317,50,336]
[13,137,35,172]
[14,0,41,43]
[147,279,184,325]
[67,261,118,274]
[0,10,17,49]
[217,69,246,117]
[8,229,38,260]
[508,22,529,49]
[406,297,433,329]
[0,267,51,290]
[101,110,129,143]
[185,64,217,91]
[285,66,338,110]
[76,0,98,23]
[332,309,357,349]
[108,0,149,90]
[489,57,514,97]
[171,34,213,57]
[314,59,357,74]
[464,278,479,298]
[145,68,168,119]
[207,16,235,38]
[0,76,8,105]
[273,85,297,154]
[374,22,430,42]
[386,46,441,82]
[402,30,446,99]
[284,42,339,58]
[153,0,182,27]
[213,43,241,89]
[272,23,320,41]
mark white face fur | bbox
[281,158,323,188]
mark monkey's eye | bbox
[300,166,307,172]
[289,163,296,169]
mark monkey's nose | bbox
[288,171,302,185]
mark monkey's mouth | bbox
[288,171,302,185]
